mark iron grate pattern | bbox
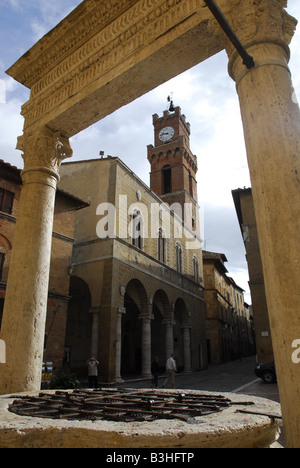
[9,388,234,423]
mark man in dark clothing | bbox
[87,356,99,388]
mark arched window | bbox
[0,188,14,215]
[158,228,166,263]
[162,165,172,194]
[176,242,183,273]
[193,255,199,283]
[131,210,143,250]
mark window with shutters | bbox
[193,255,199,283]
[131,210,143,250]
[176,242,183,273]
[0,189,14,214]
[158,228,166,263]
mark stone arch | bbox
[166,149,173,160]
[121,278,149,375]
[0,234,12,252]
[174,147,181,160]
[151,289,172,368]
[174,297,191,372]
[64,276,92,376]
[124,278,148,314]
[152,289,171,320]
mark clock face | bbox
[159,126,175,142]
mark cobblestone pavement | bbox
[118,356,262,393]
[118,355,285,447]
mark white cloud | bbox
[5,0,22,10]
[0,92,25,167]
[29,2,79,41]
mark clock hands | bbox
[159,126,175,142]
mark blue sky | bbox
[1,0,300,300]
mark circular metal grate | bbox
[9,388,233,423]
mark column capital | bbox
[139,313,154,322]
[181,324,192,330]
[117,307,126,316]
[163,319,175,326]
[89,306,100,315]
[17,126,73,182]
[224,0,296,49]
[208,1,297,83]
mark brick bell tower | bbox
[147,105,199,233]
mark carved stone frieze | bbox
[7,0,140,88]
[17,127,73,178]
[10,0,206,133]
[7,0,298,137]
[22,0,201,99]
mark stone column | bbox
[140,313,152,378]
[164,319,174,359]
[0,126,72,395]
[182,326,192,373]
[115,307,126,382]
[226,2,300,448]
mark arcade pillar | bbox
[227,4,300,447]
[0,127,72,394]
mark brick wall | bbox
[0,163,81,371]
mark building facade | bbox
[0,107,254,385]
[59,107,207,382]
[232,187,273,364]
[203,250,255,364]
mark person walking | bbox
[162,354,177,389]
[87,356,99,389]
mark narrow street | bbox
[118,355,284,447]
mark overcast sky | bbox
[1,0,300,302]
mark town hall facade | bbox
[59,106,207,382]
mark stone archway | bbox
[151,289,172,369]
[121,278,150,378]
[122,293,142,375]
[174,297,192,373]
[1,0,300,447]
[64,276,92,376]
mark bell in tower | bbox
[168,95,175,113]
